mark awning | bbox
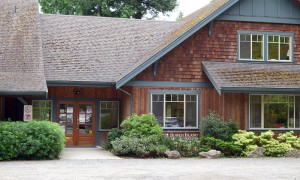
[202,61,300,95]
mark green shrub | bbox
[121,114,163,138]
[171,138,201,157]
[200,111,238,141]
[232,130,258,156]
[111,135,168,158]
[200,137,242,157]
[277,131,300,149]
[106,128,123,149]
[0,121,65,161]
[258,131,293,157]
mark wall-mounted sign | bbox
[24,105,33,121]
[163,131,200,139]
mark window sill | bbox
[237,60,294,64]
[163,127,199,131]
[248,128,300,132]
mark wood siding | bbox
[131,87,247,130]
[134,20,300,82]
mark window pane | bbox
[289,103,295,128]
[166,94,171,101]
[252,42,263,59]
[264,103,288,128]
[280,43,290,60]
[165,102,184,127]
[240,42,251,59]
[250,95,261,128]
[152,102,164,126]
[32,100,52,121]
[185,101,197,127]
[100,101,119,130]
[268,43,279,60]
[295,97,300,128]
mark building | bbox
[1,0,300,146]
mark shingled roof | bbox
[202,61,300,94]
[116,0,239,88]
[0,0,47,95]
[40,14,182,85]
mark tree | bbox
[176,11,184,21]
[38,0,178,19]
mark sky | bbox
[157,0,212,21]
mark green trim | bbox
[222,87,300,94]
[47,81,115,87]
[219,15,300,25]
[0,91,47,96]
[126,81,212,88]
[116,0,239,89]
[202,64,222,95]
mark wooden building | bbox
[1,0,300,146]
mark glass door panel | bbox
[58,104,74,135]
[78,104,93,135]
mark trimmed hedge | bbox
[0,121,65,161]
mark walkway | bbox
[60,147,121,160]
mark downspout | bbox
[118,88,133,115]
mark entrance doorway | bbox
[57,101,95,146]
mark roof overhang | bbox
[202,61,300,95]
[47,80,116,87]
[0,90,48,96]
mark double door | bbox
[57,101,95,146]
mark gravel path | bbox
[1,158,299,180]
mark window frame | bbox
[32,100,53,121]
[238,31,294,63]
[149,90,200,130]
[248,94,300,130]
[99,101,119,131]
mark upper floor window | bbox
[238,31,293,62]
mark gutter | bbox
[118,88,133,115]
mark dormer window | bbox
[238,31,293,62]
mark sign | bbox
[163,131,200,139]
[23,105,33,121]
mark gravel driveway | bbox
[1,158,299,180]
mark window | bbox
[249,95,300,129]
[100,101,119,130]
[151,92,198,128]
[238,31,293,62]
[32,100,52,121]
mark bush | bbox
[106,128,123,149]
[0,121,65,161]
[200,111,238,141]
[171,138,201,157]
[111,135,168,158]
[277,131,300,149]
[121,114,163,138]
[232,130,258,156]
[258,131,293,157]
[200,137,242,157]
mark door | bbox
[57,101,95,146]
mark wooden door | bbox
[57,101,95,146]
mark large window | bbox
[100,101,119,130]
[250,95,300,129]
[238,31,293,62]
[32,100,52,121]
[151,92,198,128]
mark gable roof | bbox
[0,0,47,95]
[115,0,239,88]
[40,14,182,85]
[202,61,300,95]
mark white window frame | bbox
[238,31,293,63]
[150,92,199,129]
[249,94,300,130]
[239,34,264,61]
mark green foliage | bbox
[38,0,177,19]
[258,131,293,157]
[277,131,300,149]
[171,138,201,157]
[232,130,258,156]
[111,135,168,158]
[200,137,242,157]
[200,111,238,141]
[106,128,123,149]
[0,121,65,161]
[121,114,163,138]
